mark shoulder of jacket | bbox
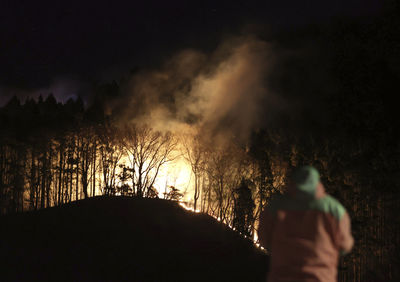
[315,195,347,220]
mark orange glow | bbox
[104,141,263,250]
[179,200,262,249]
[153,154,193,200]
[115,149,193,200]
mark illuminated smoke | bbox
[119,36,274,143]
[112,36,276,207]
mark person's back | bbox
[258,166,354,282]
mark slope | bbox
[0,196,268,282]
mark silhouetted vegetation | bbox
[0,196,267,281]
[0,6,399,281]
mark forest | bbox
[1,7,399,282]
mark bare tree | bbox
[98,125,124,196]
[181,132,206,211]
[76,126,98,199]
[204,143,247,223]
[122,124,177,198]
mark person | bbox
[258,166,354,282]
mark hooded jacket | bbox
[258,167,354,282]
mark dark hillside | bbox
[0,197,268,282]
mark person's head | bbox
[291,166,321,198]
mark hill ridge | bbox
[0,196,268,282]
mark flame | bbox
[102,143,264,250]
[116,150,193,200]
[178,200,263,250]
[179,202,200,213]
[153,155,193,200]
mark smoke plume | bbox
[118,36,277,143]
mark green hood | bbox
[268,166,346,221]
[291,166,320,198]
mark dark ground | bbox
[0,196,268,282]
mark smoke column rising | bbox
[119,36,275,143]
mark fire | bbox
[101,135,263,249]
[179,198,263,249]
[153,155,193,200]
[116,149,193,200]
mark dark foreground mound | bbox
[0,197,268,281]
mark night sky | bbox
[0,3,398,281]
[0,0,383,95]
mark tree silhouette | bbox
[163,186,183,201]
[122,124,176,198]
[233,179,255,237]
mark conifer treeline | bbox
[1,9,399,280]
[1,95,95,211]
[0,94,261,230]
[0,92,398,281]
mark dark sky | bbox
[0,0,383,91]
